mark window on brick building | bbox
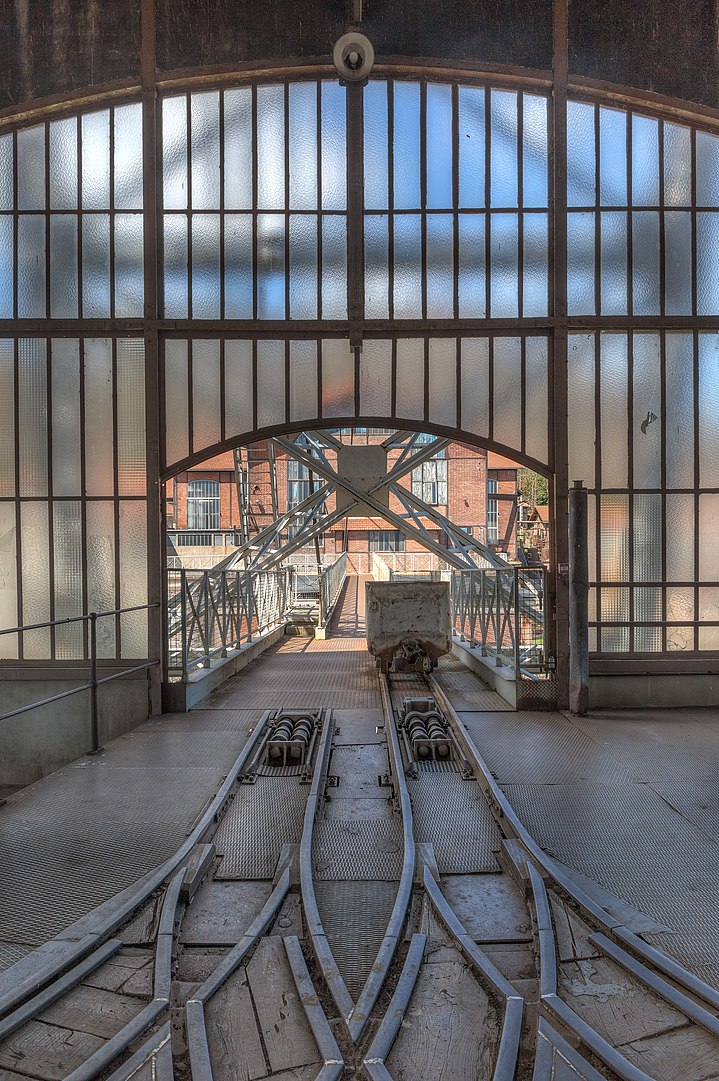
[369,530,406,551]
[487,479,499,544]
[411,451,447,505]
[187,479,220,530]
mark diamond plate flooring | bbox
[0,708,258,974]
[314,880,397,999]
[408,773,501,873]
[214,775,308,879]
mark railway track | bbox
[0,660,717,1080]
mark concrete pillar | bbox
[568,480,589,714]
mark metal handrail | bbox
[318,553,348,629]
[0,603,161,753]
[451,566,548,677]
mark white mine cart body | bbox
[365,580,452,672]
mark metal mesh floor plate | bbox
[314,880,397,999]
[569,711,719,782]
[408,774,501,873]
[313,817,403,880]
[434,658,513,711]
[460,712,635,785]
[327,744,390,798]
[214,775,307,879]
[503,781,719,988]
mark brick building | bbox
[167,432,523,567]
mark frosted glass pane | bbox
[192,339,220,454]
[394,215,422,318]
[290,340,318,423]
[321,81,346,211]
[165,340,189,467]
[0,340,13,496]
[17,126,45,211]
[0,502,18,658]
[256,340,286,429]
[599,108,627,206]
[634,585,661,651]
[523,213,548,316]
[359,339,391,418]
[395,339,424,423]
[86,501,116,657]
[493,337,521,451]
[698,586,719,623]
[364,215,389,318]
[163,96,188,209]
[600,334,628,487]
[18,215,47,318]
[698,625,719,651]
[429,339,456,428]
[632,334,661,488]
[163,215,188,318]
[667,586,694,622]
[567,101,595,207]
[699,334,719,487]
[84,338,114,496]
[696,130,719,207]
[364,81,388,211]
[114,103,143,210]
[50,118,78,209]
[599,494,629,580]
[117,339,146,494]
[631,212,660,315]
[664,212,692,315]
[191,93,220,210]
[426,84,453,209]
[321,216,347,319]
[601,626,629,652]
[18,339,48,497]
[224,340,253,438]
[257,214,286,319]
[82,111,110,210]
[567,334,595,488]
[257,85,285,210]
[489,213,518,318]
[458,215,486,318]
[458,86,485,209]
[82,213,111,317]
[426,214,453,319]
[567,213,595,315]
[525,336,548,466]
[631,114,659,206]
[0,216,13,318]
[191,213,220,318]
[321,339,354,419]
[633,493,662,581]
[665,333,694,489]
[289,83,317,211]
[119,501,147,658]
[21,502,51,658]
[51,338,81,496]
[224,89,252,210]
[667,622,694,654]
[53,500,83,658]
[600,212,627,315]
[697,213,719,315]
[289,215,318,319]
[664,124,691,206]
[490,90,518,208]
[0,135,13,211]
[587,494,597,582]
[50,214,78,317]
[114,214,144,317]
[699,493,719,580]
[394,82,421,210]
[460,338,489,439]
[523,96,548,208]
[225,214,253,319]
[666,493,694,581]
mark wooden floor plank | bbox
[205,967,267,1081]
[39,985,141,1039]
[386,960,500,1081]
[0,1020,105,1081]
[246,938,317,1075]
[619,1023,719,1081]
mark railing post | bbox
[89,612,101,754]
[246,569,253,643]
[180,569,188,680]
[513,568,522,677]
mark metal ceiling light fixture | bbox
[333,31,375,82]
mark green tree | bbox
[518,468,549,509]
